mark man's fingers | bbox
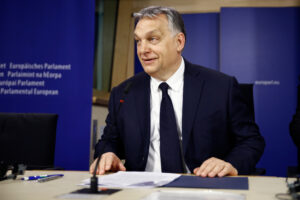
[208,164,224,177]
[200,162,216,177]
[198,158,211,172]
[118,162,126,171]
[196,157,217,177]
[218,163,238,177]
[217,164,230,177]
[89,160,96,174]
[110,156,126,172]
[193,167,200,175]
[104,154,113,171]
[99,154,107,175]
[89,152,126,175]
[193,157,238,177]
[194,158,211,176]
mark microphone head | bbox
[124,82,132,94]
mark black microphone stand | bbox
[90,81,132,193]
[90,155,101,193]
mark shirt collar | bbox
[151,57,185,92]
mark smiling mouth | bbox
[142,58,157,64]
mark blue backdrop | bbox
[220,7,300,176]
[182,13,219,71]
[0,0,95,170]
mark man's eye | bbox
[150,37,158,43]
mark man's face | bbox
[134,14,184,80]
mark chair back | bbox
[0,113,58,169]
[239,83,255,121]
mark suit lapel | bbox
[182,62,205,155]
[133,74,151,159]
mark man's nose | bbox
[139,41,150,54]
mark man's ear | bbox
[176,32,185,52]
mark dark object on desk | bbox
[275,176,300,200]
[0,161,8,179]
[163,175,249,190]
[0,162,26,181]
[0,113,58,173]
[289,78,300,177]
[74,188,121,195]
[90,149,102,193]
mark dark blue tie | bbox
[159,82,184,173]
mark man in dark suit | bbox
[90,6,265,177]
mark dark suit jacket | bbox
[95,60,265,175]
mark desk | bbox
[0,170,289,200]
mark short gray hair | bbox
[133,6,186,38]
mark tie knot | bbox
[159,82,169,95]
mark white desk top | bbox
[0,170,290,200]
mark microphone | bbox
[177,133,187,173]
[124,81,132,94]
[90,81,132,193]
[90,156,100,193]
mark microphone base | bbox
[72,188,121,195]
[90,176,98,193]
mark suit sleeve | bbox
[94,87,124,159]
[225,77,265,175]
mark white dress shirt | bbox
[145,57,185,172]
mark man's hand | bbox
[193,157,238,177]
[89,152,126,175]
